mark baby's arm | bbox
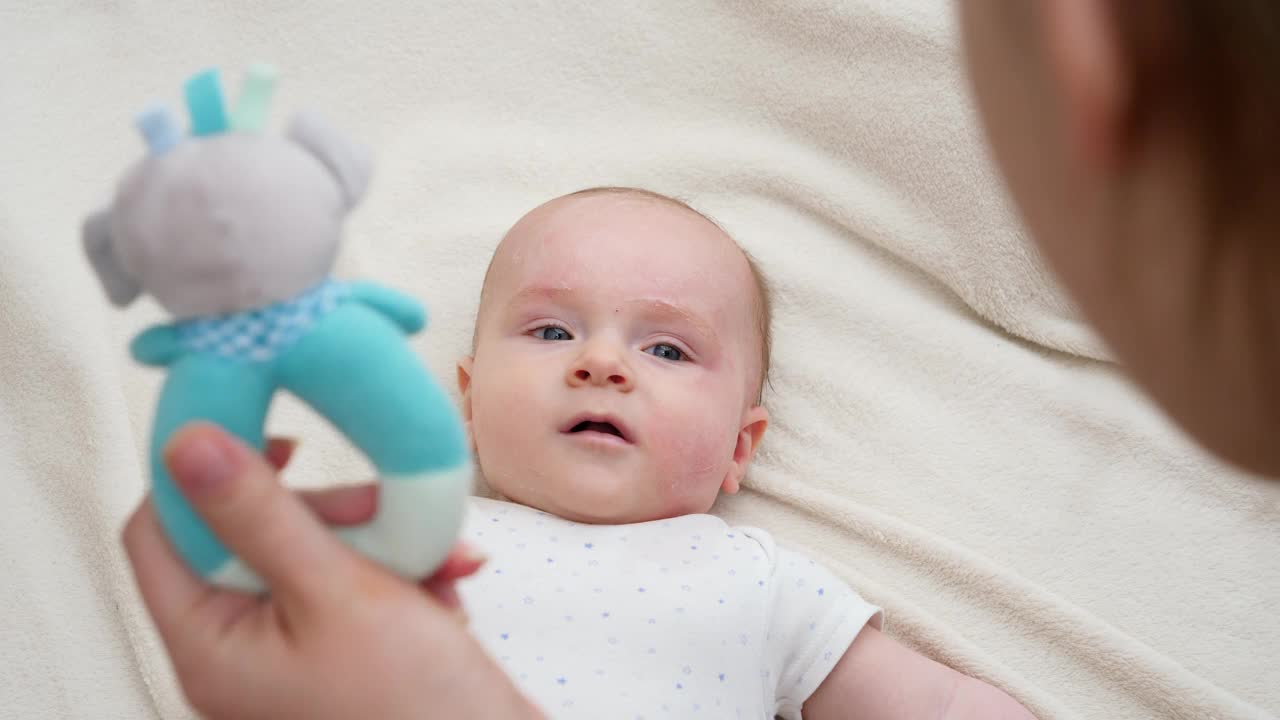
[803,626,1035,720]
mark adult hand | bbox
[261,435,480,613]
[122,422,543,720]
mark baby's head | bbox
[458,187,771,523]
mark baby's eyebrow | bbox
[626,299,719,345]
[508,286,575,307]
[505,287,718,344]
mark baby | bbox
[452,187,1033,719]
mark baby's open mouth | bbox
[571,420,624,438]
[562,414,633,444]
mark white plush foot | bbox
[336,462,473,579]
[207,462,473,593]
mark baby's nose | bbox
[567,347,633,391]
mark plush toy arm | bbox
[348,281,427,334]
[130,325,183,366]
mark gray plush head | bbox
[84,68,371,319]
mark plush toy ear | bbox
[287,111,372,209]
[82,210,141,306]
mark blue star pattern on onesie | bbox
[458,497,883,719]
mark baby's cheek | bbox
[472,380,533,464]
[651,405,737,502]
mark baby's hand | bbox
[263,436,485,614]
[804,626,1036,720]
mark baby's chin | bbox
[484,467,713,525]
[506,488,659,526]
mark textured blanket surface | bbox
[2,2,1276,718]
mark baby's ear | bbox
[457,357,476,450]
[456,357,474,403]
[722,405,769,494]
[287,111,372,210]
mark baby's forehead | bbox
[489,193,748,291]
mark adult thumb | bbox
[164,422,359,608]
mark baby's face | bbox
[460,193,768,524]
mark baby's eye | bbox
[645,343,685,362]
[533,326,573,341]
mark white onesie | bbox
[458,497,883,719]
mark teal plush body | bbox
[139,281,469,589]
[82,66,471,592]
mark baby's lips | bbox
[560,412,636,444]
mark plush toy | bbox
[82,64,471,592]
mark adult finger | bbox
[121,497,210,644]
[264,439,377,526]
[296,488,483,604]
[120,497,255,653]
[421,574,464,618]
[297,483,378,526]
[263,437,298,472]
[163,422,358,609]
[417,543,486,616]
[423,543,487,586]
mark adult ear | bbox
[287,111,372,209]
[721,405,769,494]
[82,210,141,306]
[1041,0,1131,173]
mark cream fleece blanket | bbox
[2,2,1277,718]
